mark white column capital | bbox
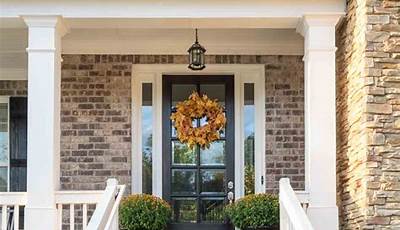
[296,13,343,55]
[21,15,69,36]
[296,13,344,36]
[22,15,68,53]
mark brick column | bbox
[297,14,342,230]
[22,16,67,229]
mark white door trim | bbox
[131,64,265,199]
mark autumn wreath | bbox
[170,92,226,149]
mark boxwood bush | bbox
[119,194,172,230]
[225,193,279,229]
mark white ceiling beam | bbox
[0,0,345,18]
[0,0,345,28]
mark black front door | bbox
[162,75,234,230]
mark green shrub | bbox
[225,193,279,229]
[119,194,172,230]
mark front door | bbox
[162,75,234,230]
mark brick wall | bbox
[0,54,305,194]
[336,0,400,229]
[265,56,305,192]
[0,81,27,96]
[60,55,133,191]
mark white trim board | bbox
[0,68,27,80]
[61,28,303,55]
[131,64,266,199]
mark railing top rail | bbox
[280,178,314,230]
[55,190,104,204]
[0,192,27,205]
[294,191,310,204]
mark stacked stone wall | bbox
[337,0,400,228]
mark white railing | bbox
[0,179,124,230]
[104,184,125,230]
[295,191,310,214]
[56,178,125,230]
[279,178,314,230]
[55,188,104,230]
[0,192,27,230]
[86,179,125,230]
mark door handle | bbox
[227,181,234,190]
[227,181,234,203]
[227,191,234,204]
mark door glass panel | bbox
[244,83,255,195]
[0,103,8,165]
[172,141,197,165]
[172,199,197,223]
[172,84,197,108]
[0,167,7,192]
[142,83,153,194]
[172,169,196,194]
[0,104,7,123]
[0,132,7,165]
[200,199,225,223]
[200,141,225,165]
[10,167,26,192]
[9,98,27,161]
[200,84,225,107]
[9,119,27,160]
[200,169,225,193]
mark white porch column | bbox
[22,16,67,229]
[297,14,342,230]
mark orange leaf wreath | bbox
[170,92,226,149]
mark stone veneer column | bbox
[336,0,400,228]
[22,16,67,229]
[297,14,342,230]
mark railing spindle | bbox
[2,205,7,230]
[13,205,19,230]
[70,204,75,230]
[83,203,88,230]
[57,203,63,230]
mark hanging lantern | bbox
[188,29,206,70]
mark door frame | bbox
[131,64,265,199]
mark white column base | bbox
[24,207,58,229]
[308,206,339,230]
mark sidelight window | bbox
[0,98,9,192]
[141,83,153,194]
[244,83,255,195]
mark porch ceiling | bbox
[0,0,345,80]
[0,27,304,80]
